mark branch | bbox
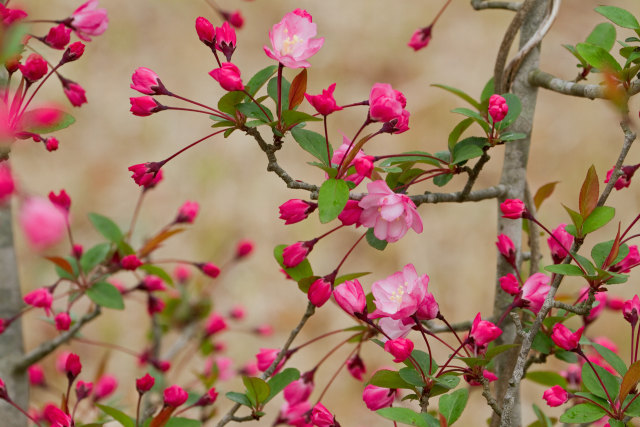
[509,313,526,338]
[553,301,590,316]
[411,184,508,206]
[480,374,503,417]
[216,302,316,427]
[529,69,640,100]
[460,152,491,199]
[13,306,101,372]
[471,0,521,11]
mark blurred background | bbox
[9,0,640,425]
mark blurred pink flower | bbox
[19,198,67,250]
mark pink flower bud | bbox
[308,278,332,307]
[282,241,313,268]
[608,297,625,311]
[173,264,191,283]
[369,83,407,123]
[305,83,343,116]
[19,54,48,83]
[0,164,15,204]
[0,377,6,400]
[0,319,5,335]
[43,404,72,426]
[551,323,583,351]
[199,262,221,278]
[416,292,439,320]
[488,94,509,122]
[23,288,53,316]
[499,273,520,295]
[62,81,87,107]
[131,67,165,95]
[70,0,109,41]
[130,96,165,117]
[0,5,27,26]
[205,313,228,335]
[605,164,640,190]
[264,9,323,68]
[128,162,163,188]
[175,200,199,223]
[136,373,155,394]
[279,199,316,224]
[542,385,568,407]
[215,21,237,62]
[154,359,171,372]
[209,62,244,92]
[255,324,273,336]
[19,198,67,250]
[612,245,640,273]
[333,279,366,316]
[353,155,374,178]
[521,273,550,314]
[195,17,215,43]
[346,354,366,381]
[623,295,640,325]
[284,379,313,405]
[500,199,525,219]
[121,254,142,270]
[470,313,502,347]
[65,353,82,380]
[408,26,432,51]
[548,224,574,264]
[55,312,71,331]
[147,295,165,315]
[61,41,85,64]
[27,365,45,386]
[496,234,515,262]
[140,275,165,292]
[235,239,254,258]
[163,385,188,407]
[227,10,244,29]
[256,348,283,373]
[362,384,394,411]
[48,189,71,212]
[44,137,59,152]
[311,402,336,426]
[94,375,117,401]
[384,338,414,363]
[196,387,218,406]
[229,305,246,320]
[76,380,93,400]
[338,200,363,227]
[44,24,71,49]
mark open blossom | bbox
[128,162,163,188]
[488,94,509,122]
[363,384,395,411]
[378,317,412,341]
[333,280,366,316]
[305,83,342,116]
[371,264,428,320]
[470,313,502,347]
[359,180,423,243]
[264,9,324,68]
[543,385,568,407]
[408,26,432,51]
[369,83,407,123]
[209,62,244,92]
[20,198,67,250]
[70,0,109,41]
[520,273,550,314]
[624,295,640,324]
[500,199,525,219]
[548,223,574,264]
[551,323,583,351]
[384,338,414,362]
[163,385,188,407]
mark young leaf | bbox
[376,407,433,427]
[334,271,371,285]
[45,256,74,277]
[138,228,185,258]
[366,228,388,251]
[439,388,468,426]
[619,360,640,403]
[563,204,583,235]
[288,68,307,110]
[431,84,480,110]
[236,102,273,122]
[533,181,559,210]
[80,243,111,274]
[96,404,135,427]
[244,65,278,97]
[525,371,568,389]
[242,376,270,407]
[368,369,415,390]
[291,127,332,166]
[576,43,622,72]
[265,368,300,403]
[317,179,349,223]
[21,108,76,134]
[595,6,640,30]
[579,165,599,218]
[559,403,607,423]
[87,282,125,310]
[586,23,617,51]
[88,213,124,242]
[582,206,615,235]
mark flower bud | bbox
[542,385,568,407]
[136,373,155,394]
[500,199,525,219]
[55,312,71,331]
[488,94,509,122]
[384,338,414,363]
[308,278,332,307]
[163,385,188,407]
[551,323,583,351]
[333,280,366,316]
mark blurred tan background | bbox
[9,0,640,425]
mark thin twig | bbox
[509,312,526,338]
[530,69,640,100]
[480,374,503,416]
[460,152,491,199]
[471,0,521,11]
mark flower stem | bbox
[323,115,331,165]
[168,93,232,120]
[243,90,271,122]
[578,349,614,405]
[276,63,284,126]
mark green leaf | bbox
[485,344,519,360]
[96,404,135,427]
[495,93,522,130]
[242,376,270,407]
[433,173,453,187]
[607,419,625,427]
[54,256,79,280]
[499,132,527,142]
[559,403,607,423]
[244,65,278,97]
[317,179,349,224]
[273,245,313,282]
[334,272,371,286]
[572,252,596,276]
[80,243,111,274]
[532,403,554,427]
[368,369,415,390]
[439,388,468,425]
[366,228,388,251]
[480,77,495,103]
[451,137,488,165]
[432,374,461,396]
[411,350,438,375]
[225,392,252,407]
[139,265,174,286]
[87,282,125,310]
[378,152,442,168]
[282,110,322,128]
[88,213,123,242]
[377,407,434,427]
[448,118,474,152]
[164,419,201,427]
[525,371,568,389]
[456,356,489,369]
[586,23,617,51]
[576,42,622,72]
[265,368,300,403]
[432,84,480,110]
[544,264,584,276]
[451,108,491,133]
[582,206,615,235]
[592,240,629,268]
[236,102,273,122]
[582,361,620,400]
[555,349,578,364]
[624,392,640,416]
[563,204,584,234]
[218,91,244,115]
[21,108,75,134]
[532,331,552,354]
[398,367,425,387]
[291,127,332,166]
[591,342,627,376]
[268,76,290,111]
[595,6,640,30]
[211,119,235,128]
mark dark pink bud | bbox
[346,355,366,381]
[44,24,71,49]
[27,365,45,386]
[0,164,15,204]
[279,199,316,224]
[55,312,71,331]
[173,264,191,283]
[227,10,244,28]
[215,21,237,62]
[333,279,366,316]
[488,94,509,122]
[362,384,394,411]
[235,239,254,258]
[353,155,374,178]
[121,254,142,270]
[209,62,244,92]
[499,273,520,296]
[256,348,284,374]
[195,17,215,44]
[48,190,71,211]
[204,313,228,335]
[305,83,342,116]
[163,385,188,407]
[470,313,502,347]
[140,275,166,292]
[496,234,515,262]
[175,201,199,223]
[282,241,313,268]
[369,83,406,123]
[500,199,525,219]
[130,67,164,95]
[136,373,155,394]
[44,137,59,152]
[338,200,362,227]
[384,338,414,363]
[308,278,332,307]
[61,41,85,64]
[19,54,48,83]
[623,295,640,325]
[196,387,218,406]
[76,380,93,400]
[154,359,171,372]
[229,305,245,320]
[199,262,221,278]
[547,224,573,264]
[284,379,313,405]
[147,295,165,315]
[551,323,583,351]
[62,80,87,107]
[612,245,640,273]
[24,288,53,316]
[311,402,336,427]
[130,96,166,117]
[0,377,6,400]
[94,375,117,401]
[408,26,432,51]
[0,5,27,25]
[255,324,273,336]
[542,385,568,407]
[65,353,82,380]
[43,404,71,426]
[128,162,164,188]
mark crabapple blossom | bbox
[195,17,215,43]
[362,384,395,410]
[305,83,342,116]
[520,273,550,314]
[333,279,366,316]
[226,10,244,28]
[408,26,432,51]
[23,288,53,316]
[612,245,640,273]
[236,239,254,258]
[130,96,165,116]
[347,355,366,381]
[282,241,313,268]
[70,0,109,41]
[48,189,71,212]
[624,295,640,324]
[338,200,362,227]
[551,323,583,351]
[19,54,48,83]
[384,338,414,362]
[55,312,71,331]
[136,373,155,394]
[543,385,568,407]
[61,41,85,64]
[27,365,45,386]
[128,162,163,187]
[416,292,439,320]
[216,21,237,61]
[76,380,93,400]
[284,379,313,405]
[62,81,87,107]
[500,198,525,219]
[130,67,164,95]
[359,180,423,243]
[200,262,221,278]
[279,199,316,224]
[548,223,574,264]
[65,353,82,380]
[0,4,27,25]
[496,234,515,263]
[264,9,324,68]
[19,197,67,250]
[175,201,199,223]
[378,317,412,341]
[44,24,71,49]
[605,164,640,190]
[370,264,428,319]
[308,278,332,307]
[488,94,509,122]
[140,275,165,292]
[45,137,59,152]
[163,385,188,407]
[331,138,373,185]
[209,62,244,92]
[94,375,117,400]
[196,387,219,406]
[0,164,14,203]
[499,274,519,295]
[256,348,284,374]
[121,254,142,270]
[368,83,407,123]
[311,402,336,426]
[43,404,72,427]
[469,313,502,347]
[205,313,228,335]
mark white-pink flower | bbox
[371,264,428,320]
[359,180,423,243]
[263,9,324,68]
[70,0,108,41]
[521,273,550,314]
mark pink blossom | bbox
[0,164,15,203]
[76,380,93,400]
[0,377,6,399]
[121,254,142,270]
[605,164,640,190]
[496,234,515,263]
[0,318,5,335]
[333,279,366,316]
[338,200,363,227]
[140,275,165,292]
[624,295,640,324]
[551,323,583,351]
[384,338,414,363]
[500,199,525,219]
[65,353,82,379]
[542,385,568,407]
[173,264,191,283]
[128,162,163,188]
[24,288,53,316]
[200,262,221,278]
[465,369,498,386]
[163,385,188,407]
[264,9,324,68]
[195,387,218,406]
[416,292,439,320]
[408,26,432,51]
[175,200,199,223]
[0,5,27,25]
[470,313,502,347]
[147,295,165,315]
[488,94,509,122]
[19,54,48,83]
[279,199,316,224]
[359,180,423,243]
[216,22,237,62]
[521,273,550,314]
[196,17,215,43]
[205,313,228,335]
[61,42,85,64]
[227,10,244,29]
[43,405,72,427]
[284,379,313,405]
[27,365,45,386]
[131,67,163,95]
[305,83,342,116]
[236,239,254,258]
[561,364,581,387]
[282,241,313,268]
[347,354,366,381]
[331,137,372,185]
[308,278,332,307]
[378,317,412,341]
[311,402,335,426]
[209,62,244,92]
[70,0,109,41]
[48,190,71,212]
[62,81,87,107]
[44,24,71,50]
[368,83,407,123]
[255,324,273,336]
[229,305,246,320]
[577,288,608,321]
[256,348,284,374]
[362,384,395,411]
[608,297,625,311]
[612,245,640,273]
[136,373,155,394]
[548,224,574,264]
[499,273,519,295]
[94,375,117,400]
[55,312,71,331]
[281,400,311,426]
[45,137,59,152]
[130,96,165,116]
[371,264,428,319]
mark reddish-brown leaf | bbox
[138,228,185,258]
[150,406,176,427]
[288,68,307,110]
[579,165,599,218]
[45,256,74,276]
[603,223,622,269]
[337,133,373,176]
[439,412,448,427]
[533,181,559,211]
[620,360,640,403]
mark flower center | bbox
[389,282,407,304]
[282,30,305,55]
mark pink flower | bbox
[121,254,142,270]
[44,24,71,49]
[551,323,583,351]
[209,62,244,92]
[147,295,165,315]
[378,317,412,341]
[136,373,155,394]
[227,10,244,29]
[128,162,163,188]
[65,353,82,380]
[416,292,439,320]
[205,313,228,335]
[62,81,87,107]
[577,288,608,322]
[131,67,164,95]
[331,137,372,185]
[368,83,407,123]
[281,400,311,426]
[264,9,324,68]
[282,241,313,268]
[384,338,414,363]
[61,42,85,64]
[347,355,366,381]
[94,375,117,400]
[548,224,574,264]
[55,312,71,331]
[236,239,254,258]
[0,164,15,203]
[216,21,237,62]
[408,26,432,51]
[311,402,335,426]
[43,404,72,427]
[48,190,71,212]
[488,94,509,122]
[338,200,363,227]
[196,17,215,43]
[140,276,165,292]
[308,278,332,307]
[284,379,313,405]
[76,380,93,400]
[333,280,366,316]
[521,273,550,314]
[130,96,165,116]
[70,0,108,41]
[500,199,525,219]
[624,295,640,324]
[0,377,6,399]
[214,356,234,381]
[45,137,59,152]
[305,83,342,116]
[173,264,191,283]
[499,274,520,295]
[496,234,515,263]
[163,385,188,407]
[608,297,625,311]
[612,245,640,273]
[27,365,45,386]
[543,385,568,407]
[229,305,246,320]
[605,164,640,190]
[19,54,48,83]
[371,264,428,319]
[465,369,498,386]
[470,313,502,347]
[359,180,423,243]
[255,324,273,336]
[362,384,395,411]
[279,199,316,224]
[200,262,221,278]
[256,348,284,374]
[0,5,27,25]
[24,288,53,316]
[175,201,199,223]
[196,387,218,406]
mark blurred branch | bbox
[411,184,508,206]
[471,0,521,11]
[530,69,640,99]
